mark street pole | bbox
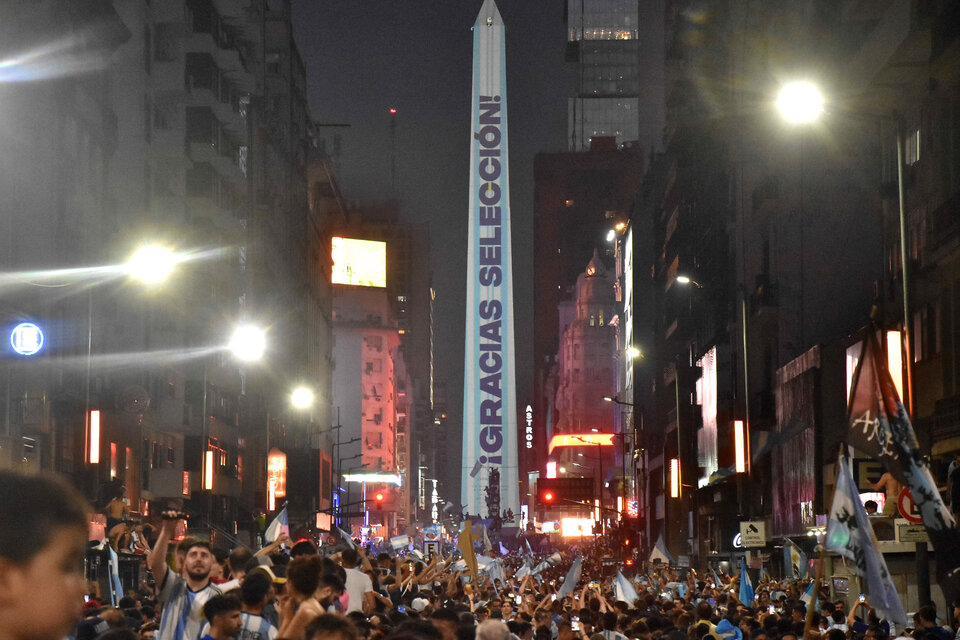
[895,113,929,606]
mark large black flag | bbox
[847,328,960,601]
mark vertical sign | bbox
[462,0,519,520]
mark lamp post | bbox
[775,79,923,601]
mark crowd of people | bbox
[3,470,960,640]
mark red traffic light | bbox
[376,492,384,503]
[544,491,554,502]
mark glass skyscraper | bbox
[567,0,640,150]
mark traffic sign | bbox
[897,487,923,523]
[424,540,440,560]
[739,520,766,547]
[897,524,929,542]
[10,322,44,356]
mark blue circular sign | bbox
[10,322,44,356]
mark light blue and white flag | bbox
[515,559,533,579]
[556,555,582,599]
[108,545,124,606]
[826,453,907,628]
[711,567,723,587]
[482,525,493,554]
[531,552,562,575]
[337,526,356,550]
[738,557,754,603]
[390,534,412,551]
[800,580,816,608]
[265,506,289,543]
[614,570,640,605]
[499,541,509,555]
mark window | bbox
[905,127,920,166]
[266,52,281,75]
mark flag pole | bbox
[801,542,826,640]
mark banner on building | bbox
[461,0,520,520]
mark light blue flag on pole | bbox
[614,570,640,606]
[265,506,289,543]
[556,555,582,599]
[515,559,533,579]
[826,453,907,628]
[499,541,509,555]
[739,557,755,603]
[711,567,723,587]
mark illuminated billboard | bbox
[331,237,386,287]
[548,433,615,453]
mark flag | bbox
[738,557,754,604]
[390,534,412,551]
[783,538,807,580]
[614,570,640,606]
[108,545,124,606]
[423,524,442,541]
[515,559,533,579]
[524,537,534,559]
[800,580,815,608]
[499,541,509,555]
[711,567,723,587]
[556,555,582,599]
[482,525,493,554]
[337,526,356,551]
[265,507,289,543]
[531,552,562,575]
[826,453,907,628]
[458,520,479,584]
[847,331,953,530]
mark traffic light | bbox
[536,477,594,506]
[375,492,384,508]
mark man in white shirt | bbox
[340,548,374,614]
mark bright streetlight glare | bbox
[676,275,691,284]
[625,346,642,359]
[291,386,314,409]
[776,81,824,123]
[606,229,616,242]
[127,245,178,283]
[229,325,266,361]
[603,396,614,402]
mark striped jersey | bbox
[200,613,278,640]
[156,567,222,640]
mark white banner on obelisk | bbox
[461,0,519,521]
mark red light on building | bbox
[544,491,554,502]
[389,108,397,114]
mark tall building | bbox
[0,0,332,542]
[531,141,644,491]
[331,286,406,535]
[565,0,640,150]
[551,252,618,508]
[331,203,434,522]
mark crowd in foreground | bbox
[2,471,960,640]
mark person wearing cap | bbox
[410,597,431,615]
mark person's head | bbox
[0,471,91,640]
[179,539,214,583]
[227,546,253,578]
[316,570,346,608]
[431,608,461,640]
[477,619,511,640]
[341,548,360,568]
[287,554,323,598]
[139,622,158,639]
[864,500,878,515]
[241,571,273,610]
[203,594,242,637]
[918,605,938,627]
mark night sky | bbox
[290,1,571,496]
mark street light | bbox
[290,386,314,410]
[776,81,824,124]
[228,324,267,362]
[126,245,181,283]
[774,80,913,414]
